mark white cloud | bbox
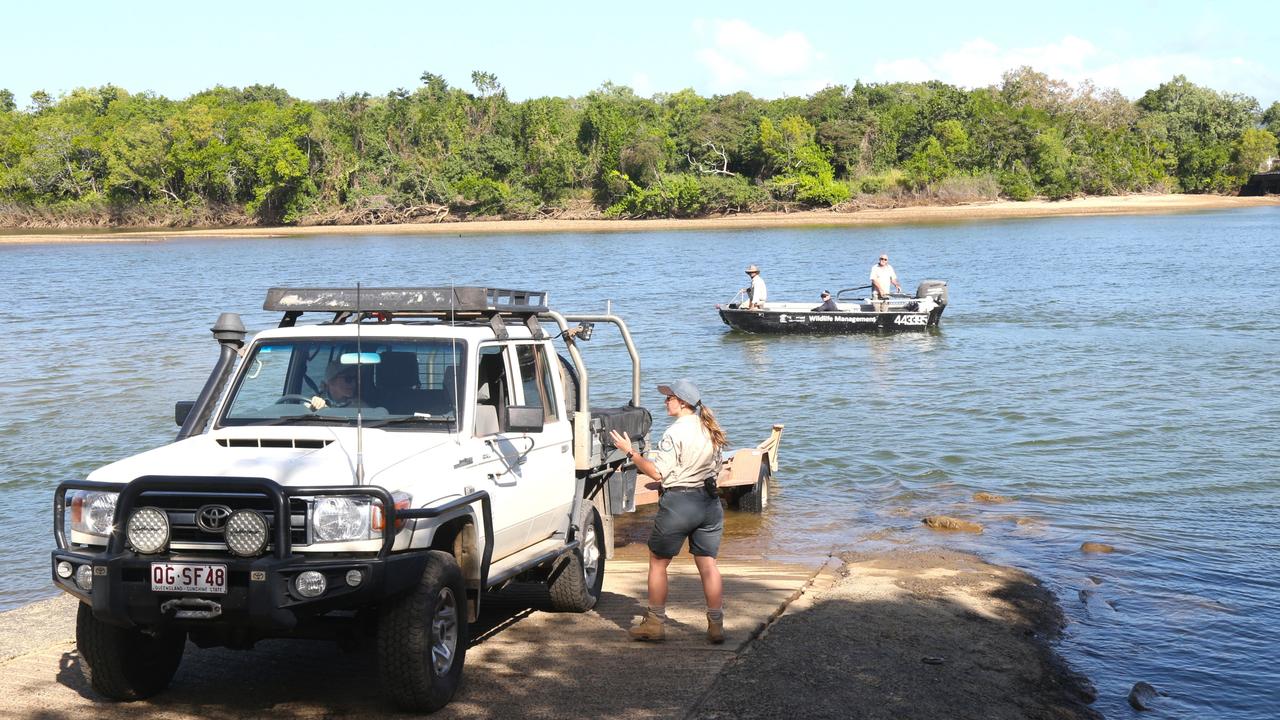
[693,18,826,97]
[630,72,654,98]
[873,36,1098,90]
[871,35,1279,101]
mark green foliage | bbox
[0,72,1271,225]
[1264,102,1280,140]
[998,162,1036,200]
[605,171,705,218]
[1230,128,1277,181]
[1137,75,1260,192]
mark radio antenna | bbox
[450,281,460,443]
[355,282,366,485]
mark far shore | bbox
[2,193,1275,245]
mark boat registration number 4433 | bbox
[151,563,227,594]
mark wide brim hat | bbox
[657,378,702,409]
[745,264,760,274]
[325,360,355,383]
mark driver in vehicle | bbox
[313,361,362,409]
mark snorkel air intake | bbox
[176,313,247,441]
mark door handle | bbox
[487,472,518,488]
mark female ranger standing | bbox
[609,379,729,643]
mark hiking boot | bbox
[707,612,725,644]
[628,610,666,642]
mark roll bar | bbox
[540,311,641,409]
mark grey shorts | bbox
[648,487,724,558]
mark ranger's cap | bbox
[657,378,702,408]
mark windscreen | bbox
[220,338,465,429]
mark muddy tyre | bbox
[378,550,468,713]
[75,602,186,701]
[736,464,770,513]
[548,505,605,612]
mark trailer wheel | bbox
[76,602,186,700]
[548,505,605,612]
[379,550,468,712]
[736,463,770,513]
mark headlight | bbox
[71,491,119,537]
[312,497,376,542]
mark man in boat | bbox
[870,254,901,311]
[811,290,838,312]
[742,264,767,309]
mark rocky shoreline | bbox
[694,549,1101,720]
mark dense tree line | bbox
[0,68,1276,226]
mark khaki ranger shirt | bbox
[650,414,718,490]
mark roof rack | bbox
[265,287,547,314]
[264,287,550,337]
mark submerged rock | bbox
[973,491,1011,503]
[1128,681,1159,710]
[1080,542,1116,554]
[922,515,983,533]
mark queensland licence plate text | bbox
[150,563,227,594]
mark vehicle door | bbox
[468,343,535,559]
[509,341,575,543]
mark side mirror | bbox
[503,405,545,434]
[174,400,195,427]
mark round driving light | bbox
[75,564,94,591]
[126,507,170,554]
[295,571,327,598]
[56,561,73,579]
[225,510,269,557]
[345,569,364,587]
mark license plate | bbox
[150,563,227,594]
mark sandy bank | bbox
[2,194,1275,245]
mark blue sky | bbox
[3,0,1277,107]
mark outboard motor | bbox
[915,280,948,307]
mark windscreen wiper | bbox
[370,415,457,429]
[265,414,352,425]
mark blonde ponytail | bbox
[698,404,728,451]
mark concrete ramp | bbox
[0,553,823,719]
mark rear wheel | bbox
[736,464,770,513]
[76,602,186,700]
[548,504,605,612]
[378,551,468,712]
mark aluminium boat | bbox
[717,280,948,334]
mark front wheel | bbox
[548,504,606,612]
[378,550,469,713]
[75,602,186,700]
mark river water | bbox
[1,208,1277,717]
